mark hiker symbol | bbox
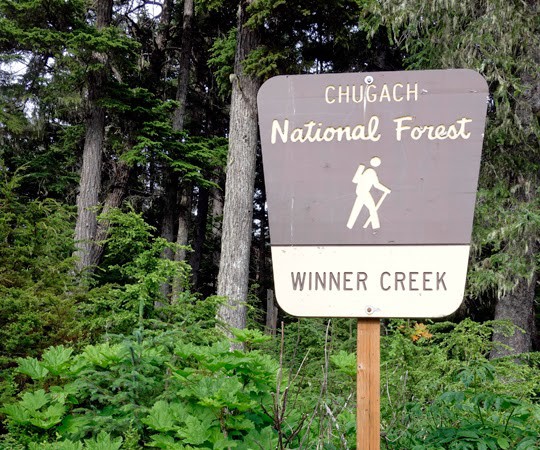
[346,156,391,230]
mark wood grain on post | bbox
[357,318,380,450]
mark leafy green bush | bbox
[75,207,192,337]
[0,330,283,448]
[381,320,540,449]
[2,316,540,449]
[1,185,538,449]
[0,169,81,384]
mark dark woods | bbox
[0,0,539,448]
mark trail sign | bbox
[258,69,489,318]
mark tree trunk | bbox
[190,186,209,289]
[90,159,131,267]
[491,31,540,357]
[156,0,193,301]
[73,0,112,274]
[167,0,194,300]
[210,182,224,290]
[172,0,193,132]
[159,169,177,299]
[171,0,194,259]
[491,263,538,358]
[171,188,191,301]
[172,0,193,302]
[151,0,173,83]
[153,0,175,284]
[216,0,260,339]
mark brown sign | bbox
[258,70,488,246]
[258,70,488,318]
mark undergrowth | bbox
[0,196,539,448]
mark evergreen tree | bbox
[0,0,87,201]
[365,0,540,355]
[216,0,261,343]
[73,0,113,273]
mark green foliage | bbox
[0,168,81,380]
[116,90,227,189]
[2,389,67,430]
[0,168,76,283]
[26,431,122,450]
[73,207,190,336]
[2,313,540,449]
[1,2,540,449]
[208,0,387,97]
[363,0,540,298]
[1,330,281,448]
[22,124,83,199]
[248,0,386,75]
[208,28,236,98]
[242,45,289,82]
[330,350,356,378]
[41,345,75,376]
[170,137,228,187]
[143,340,279,448]
[390,362,540,449]
[264,319,360,447]
[380,320,540,449]
[29,441,83,450]
[469,182,540,298]
[0,78,27,136]
[230,327,272,350]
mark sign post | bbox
[357,319,380,449]
[257,70,488,448]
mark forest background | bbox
[0,0,539,448]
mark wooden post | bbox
[357,318,380,450]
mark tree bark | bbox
[167,0,194,299]
[491,257,538,358]
[154,0,177,273]
[89,159,131,267]
[73,0,112,274]
[157,0,194,301]
[151,0,173,83]
[171,188,191,301]
[491,23,540,357]
[190,186,209,289]
[210,182,224,290]
[172,0,193,132]
[172,0,194,259]
[159,169,178,299]
[216,0,260,339]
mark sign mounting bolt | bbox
[364,75,374,85]
[366,306,374,315]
